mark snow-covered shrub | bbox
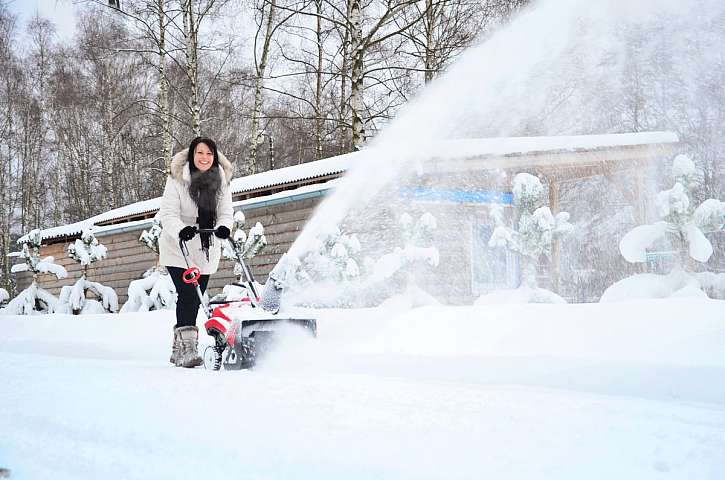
[0,229,68,315]
[294,225,362,284]
[0,270,10,306]
[120,217,177,312]
[139,217,163,255]
[368,212,440,306]
[286,225,364,307]
[120,271,176,313]
[371,212,440,289]
[55,228,118,314]
[481,172,573,304]
[619,155,723,266]
[603,154,725,301]
[222,210,267,282]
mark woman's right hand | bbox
[179,226,197,241]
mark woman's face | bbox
[193,143,214,172]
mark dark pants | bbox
[167,266,210,329]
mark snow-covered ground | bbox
[1,299,724,479]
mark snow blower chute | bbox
[179,229,316,370]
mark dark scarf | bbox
[189,166,222,260]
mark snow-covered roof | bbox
[423,131,679,160]
[230,152,358,194]
[26,131,678,243]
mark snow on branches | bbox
[370,212,440,283]
[293,224,362,285]
[68,228,108,273]
[285,224,365,308]
[0,229,68,315]
[368,212,441,308]
[488,173,573,290]
[120,217,177,313]
[120,271,176,313]
[139,217,163,255]
[222,210,267,281]
[620,154,724,266]
[56,228,118,314]
[604,154,725,301]
[8,229,68,281]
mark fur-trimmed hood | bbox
[169,148,233,185]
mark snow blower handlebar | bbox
[178,228,262,314]
[178,234,212,319]
[225,238,261,303]
[193,228,262,303]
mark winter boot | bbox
[176,325,204,368]
[169,328,182,366]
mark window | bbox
[471,222,518,295]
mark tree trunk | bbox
[248,0,277,174]
[424,0,435,84]
[338,0,351,153]
[314,0,323,160]
[349,0,364,151]
[183,0,201,136]
[158,0,173,173]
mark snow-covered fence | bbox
[55,228,119,314]
[0,229,68,315]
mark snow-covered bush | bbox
[222,210,267,282]
[480,172,573,304]
[294,225,362,284]
[0,229,68,315]
[286,225,364,307]
[120,271,176,313]
[139,217,163,255]
[603,154,725,301]
[120,217,177,312]
[0,270,10,306]
[346,212,443,308]
[55,228,118,314]
[372,212,440,288]
[619,155,723,266]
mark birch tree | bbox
[397,0,486,84]
[246,0,307,173]
[248,0,278,173]
[339,0,434,150]
[0,2,22,293]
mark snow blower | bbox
[179,230,316,370]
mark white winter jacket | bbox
[158,149,234,274]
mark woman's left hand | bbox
[214,226,231,239]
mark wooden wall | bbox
[16,197,323,307]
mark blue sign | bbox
[400,187,513,205]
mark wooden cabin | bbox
[14,132,679,306]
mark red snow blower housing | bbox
[179,229,316,370]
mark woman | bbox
[158,137,234,368]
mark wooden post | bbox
[548,179,561,292]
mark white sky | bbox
[6,0,78,43]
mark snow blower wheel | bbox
[223,336,256,370]
[203,331,226,370]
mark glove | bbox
[214,226,231,240]
[179,226,197,241]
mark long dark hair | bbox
[187,136,222,259]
